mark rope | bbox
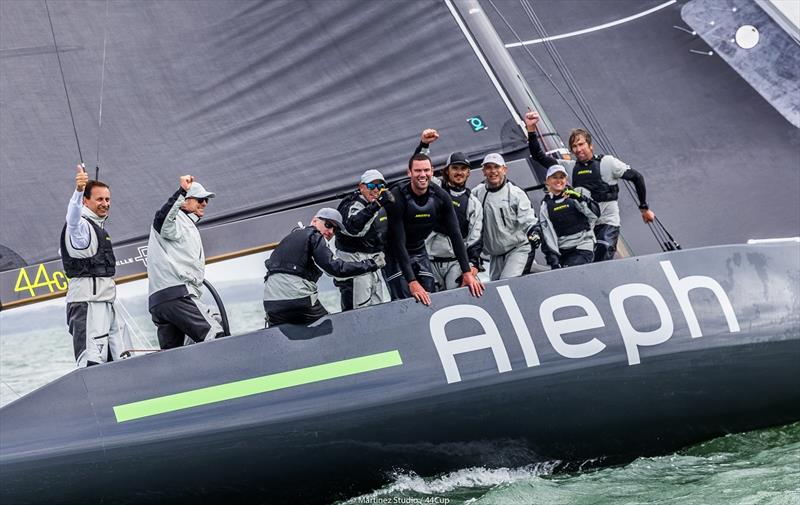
[95,0,110,180]
[44,0,83,163]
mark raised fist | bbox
[180,175,194,191]
[420,129,439,144]
[524,110,540,132]
[75,164,88,192]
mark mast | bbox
[447,0,569,159]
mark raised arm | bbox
[65,164,91,249]
[525,111,562,169]
[153,175,192,240]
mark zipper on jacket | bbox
[92,276,97,296]
[500,208,509,227]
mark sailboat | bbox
[1,1,798,504]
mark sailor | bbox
[525,110,655,261]
[382,152,484,305]
[61,164,127,366]
[147,175,223,350]
[538,166,601,268]
[414,130,483,290]
[334,169,392,311]
[472,153,541,281]
[264,208,385,325]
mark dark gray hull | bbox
[2,243,799,504]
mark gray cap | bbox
[315,207,343,229]
[545,165,568,178]
[481,153,505,167]
[360,169,385,184]
[185,182,216,199]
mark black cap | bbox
[445,151,470,168]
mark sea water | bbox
[2,280,798,505]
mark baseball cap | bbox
[446,152,470,167]
[481,153,505,167]
[185,182,216,199]
[315,207,343,229]
[360,169,386,184]
[545,166,568,178]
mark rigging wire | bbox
[94,0,111,181]
[44,0,83,164]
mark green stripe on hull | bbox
[113,350,403,423]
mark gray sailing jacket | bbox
[472,179,538,256]
[147,189,206,309]
[426,178,483,260]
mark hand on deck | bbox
[408,280,431,306]
[461,271,484,298]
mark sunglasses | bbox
[189,197,209,204]
[323,220,339,230]
[365,182,386,190]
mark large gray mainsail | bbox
[0,0,523,270]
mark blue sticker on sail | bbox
[467,116,487,132]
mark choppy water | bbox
[2,286,799,505]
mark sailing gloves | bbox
[526,225,541,250]
[563,187,585,201]
[377,188,395,207]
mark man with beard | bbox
[382,150,484,306]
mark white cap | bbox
[315,207,343,229]
[545,166,568,178]
[185,182,216,199]
[360,169,386,184]
[481,153,505,166]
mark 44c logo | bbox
[14,264,68,297]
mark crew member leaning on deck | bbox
[147,175,223,349]
[525,110,655,261]
[414,129,484,290]
[264,208,385,326]
[334,169,392,311]
[538,166,601,269]
[61,164,127,366]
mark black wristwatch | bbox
[638,203,649,210]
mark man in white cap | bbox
[264,208,385,326]
[334,169,393,311]
[147,175,223,349]
[538,165,600,268]
[472,153,541,280]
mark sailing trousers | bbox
[488,242,533,281]
[333,250,388,311]
[430,258,464,291]
[558,248,595,268]
[383,251,436,300]
[263,296,329,326]
[593,224,620,262]
[149,295,223,350]
[67,301,128,367]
